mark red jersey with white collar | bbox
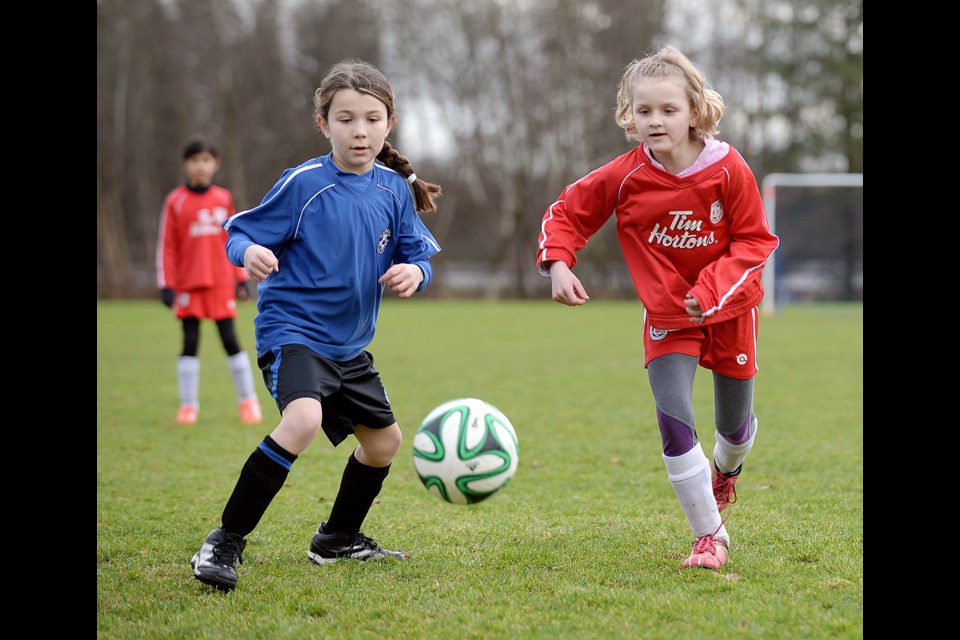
[537,143,778,329]
[156,185,247,291]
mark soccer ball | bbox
[412,398,519,505]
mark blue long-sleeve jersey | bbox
[223,153,441,361]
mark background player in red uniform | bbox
[156,137,262,426]
[536,47,779,570]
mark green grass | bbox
[98,300,863,640]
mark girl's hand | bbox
[684,293,704,324]
[243,245,280,282]
[549,261,590,306]
[379,263,423,299]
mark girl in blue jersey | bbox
[191,59,442,592]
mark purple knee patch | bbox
[657,408,696,456]
[723,416,752,445]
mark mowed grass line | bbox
[98,300,863,640]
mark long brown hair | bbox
[314,59,442,213]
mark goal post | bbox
[760,173,864,316]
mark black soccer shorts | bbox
[257,344,396,446]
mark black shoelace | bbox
[354,533,380,549]
[213,537,244,566]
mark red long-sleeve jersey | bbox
[156,185,247,291]
[537,143,779,329]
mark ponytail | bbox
[377,141,442,213]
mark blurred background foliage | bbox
[97,0,862,300]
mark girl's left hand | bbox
[684,293,704,324]
[379,263,423,298]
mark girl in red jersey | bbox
[536,47,779,570]
[156,137,262,426]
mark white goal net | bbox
[760,173,863,315]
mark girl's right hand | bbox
[549,261,590,306]
[243,244,280,282]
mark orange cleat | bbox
[239,399,262,424]
[177,405,199,425]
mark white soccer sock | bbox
[178,356,200,409]
[664,444,728,544]
[227,351,258,402]
[714,415,758,475]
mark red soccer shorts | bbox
[175,285,238,321]
[643,307,759,379]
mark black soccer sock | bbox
[324,452,390,536]
[221,435,297,537]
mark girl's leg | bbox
[648,354,728,563]
[711,374,757,510]
[191,397,316,591]
[324,423,402,536]
[220,397,321,537]
[307,423,405,563]
[713,373,756,472]
[177,317,201,423]
[215,317,242,357]
[216,318,261,423]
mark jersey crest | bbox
[649,326,668,341]
[377,228,392,254]
[710,199,724,224]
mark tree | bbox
[97,0,860,300]
[382,0,665,298]
[674,0,863,176]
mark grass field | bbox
[97,300,863,640]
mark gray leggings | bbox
[647,353,754,441]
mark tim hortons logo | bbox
[648,211,716,249]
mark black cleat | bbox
[190,528,246,591]
[307,522,405,564]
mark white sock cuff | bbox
[716,431,755,457]
[227,351,249,365]
[716,417,758,456]
[179,355,200,372]
[663,444,710,482]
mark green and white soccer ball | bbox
[413,398,519,505]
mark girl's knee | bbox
[357,423,402,465]
[375,423,403,459]
[382,424,403,456]
[276,398,323,441]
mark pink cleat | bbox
[682,535,729,570]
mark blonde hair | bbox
[614,47,725,144]
[314,59,442,213]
